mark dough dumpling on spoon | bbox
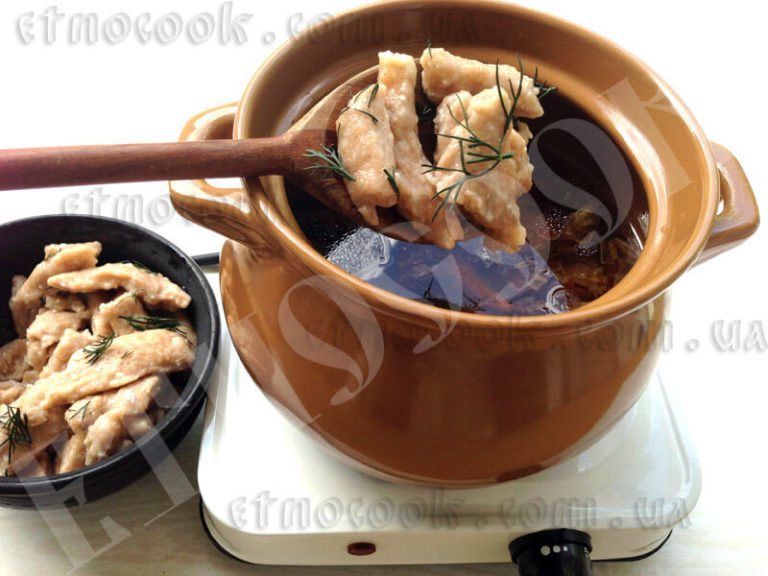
[335,47,545,252]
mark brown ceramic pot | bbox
[170,0,759,486]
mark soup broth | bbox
[288,93,646,316]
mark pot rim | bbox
[234,0,718,331]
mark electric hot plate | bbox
[198,330,700,567]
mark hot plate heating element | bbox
[199,332,700,571]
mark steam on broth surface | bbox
[290,91,645,317]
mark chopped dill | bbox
[367,83,379,107]
[420,279,484,313]
[497,56,524,134]
[423,277,435,299]
[0,406,32,465]
[67,400,91,422]
[352,82,378,105]
[383,168,400,199]
[338,105,379,125]
[533,66,558,101]
[423,93,514,219]
[83,332,116,365]
[461,294,484,314]
[340,83,380,125]
[423,57,549,219]
[416,101,436,124]
[119,315,189,336]
[302,144,356,181]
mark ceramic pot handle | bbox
[697,143,760,264]
[169,104,274,249]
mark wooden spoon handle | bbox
[0,137,293,190]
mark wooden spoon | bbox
[0,66,431,243]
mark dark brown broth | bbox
[288,93,645,316]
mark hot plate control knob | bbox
[508,529,593,576]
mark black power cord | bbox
[192,252,220,268]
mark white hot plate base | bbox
[198,333,700,566]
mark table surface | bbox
[1,0,766,574]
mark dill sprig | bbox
[351,82,379,106]
[421,279,484,313]
[533,66,558,101]
[424,57,540,219]
[497,56,524,134]
[303,144,356,181]
[119,314,189,336]
[423,277,435,299]
[83,332,116,365]
[383,168,400,199]
[67,400,91,422]
[416,101,436,124]
[461,294,484,314]
[339,83,380,125]
[427,37,433,58]
[0,406,32,465]
[338,106,379,125]
[365,83,379,108]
